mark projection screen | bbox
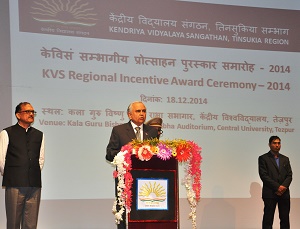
[0,1,299,227]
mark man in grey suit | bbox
[106,101,159,229]
[258,136,293,229]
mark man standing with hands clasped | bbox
[258,136,292,229]
[0,102,45,229]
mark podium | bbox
[112,139,201,229]
[128,155,179,229]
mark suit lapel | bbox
[143,124,147,139]
[125,122,136,140]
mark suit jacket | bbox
[106,121,158,162]
[258,151,292,199]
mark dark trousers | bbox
[5,187,41,229]
[262,197,290,229]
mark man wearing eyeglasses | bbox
[0,102,45,229]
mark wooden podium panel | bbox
[128,155,179,229]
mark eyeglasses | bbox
[18,110,37,115]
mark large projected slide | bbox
[4,0,300,200]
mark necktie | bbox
[135,127,141,140]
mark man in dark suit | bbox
[106,101,159,228]
[258,136,293,229]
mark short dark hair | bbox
[15,102,31,114]
[269,136,281,144]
